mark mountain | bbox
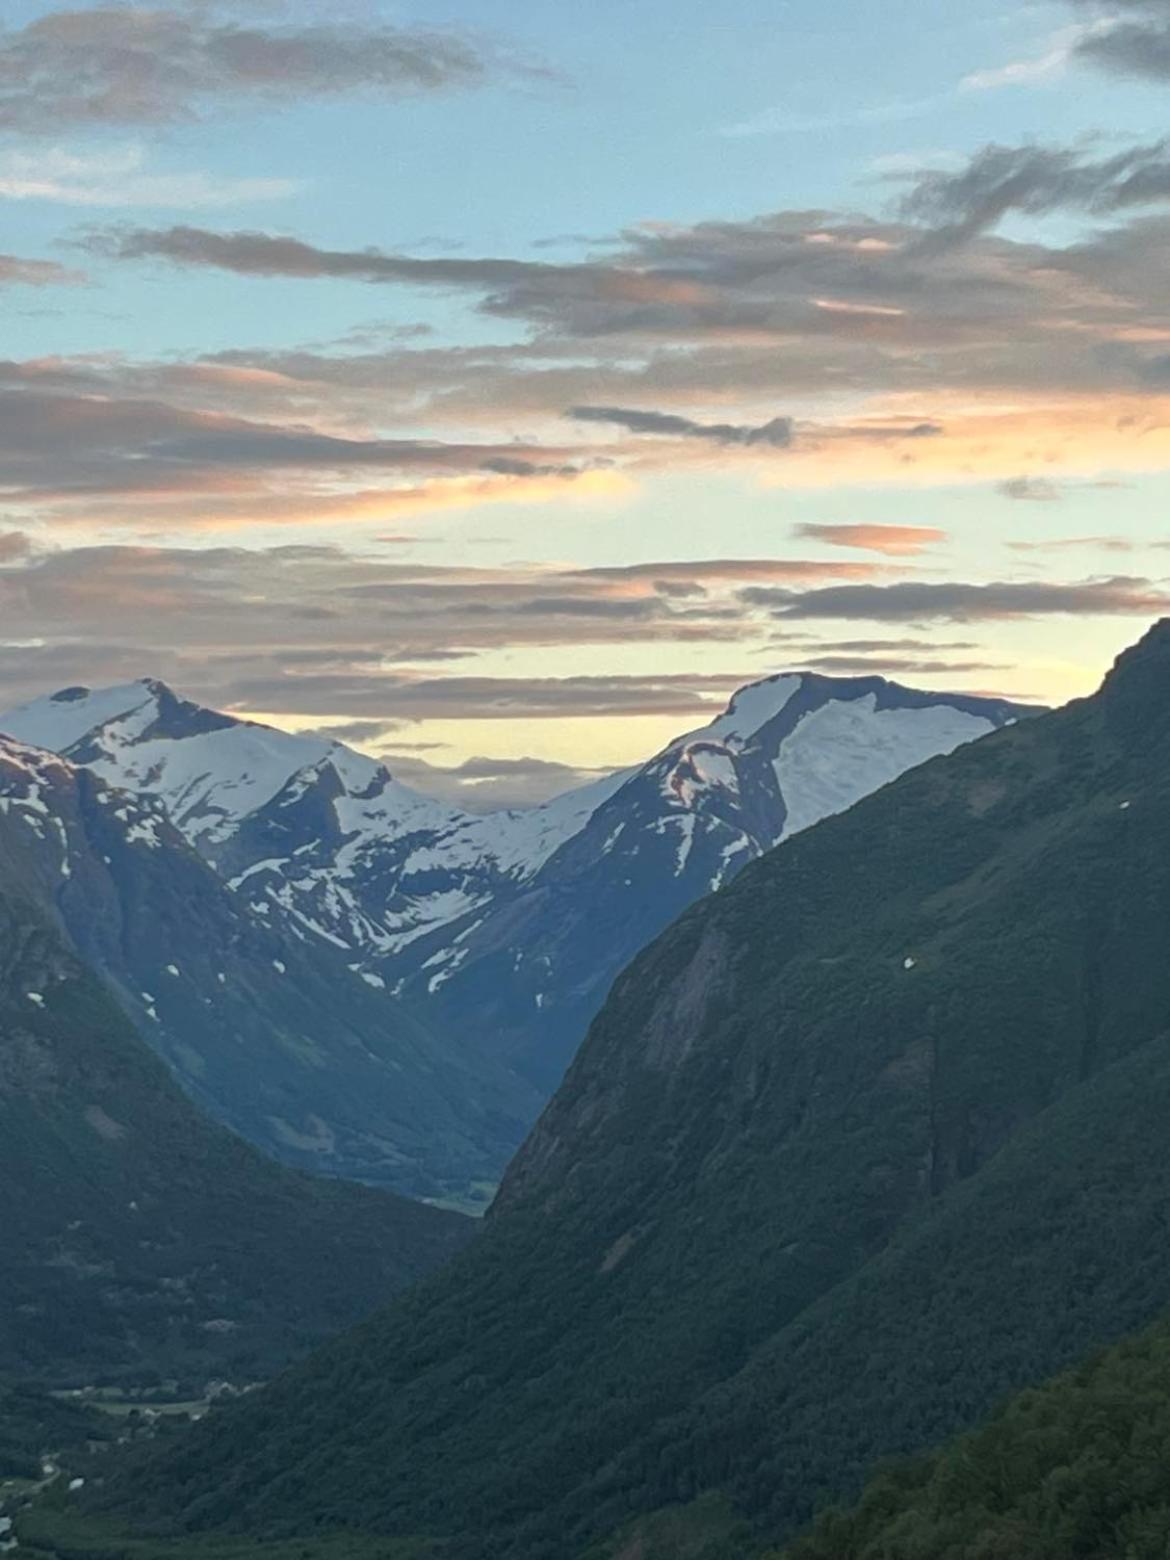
[2,674,1030,1103]
[100,620,1170,1558]
[778,1312,1170,1560]
[414,672,1028,1089]
[0,677,630,964]
[0,743,471,1388]
[0,734,531,1205]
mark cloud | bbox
[0,388,600,512]
[48,178,1170,514]
[379,751,610,811]
[960,25,1090,92]
[0,8,514,132]
[0,254,83,286]
[0,532,31,562]
[742,577,1170,622]
[569,558,881,584]
[567,405,794,447]
[0,145,298,208]
[899,139,1170,244]
[722,95,944,138]
[0,542,778,706]
[998,476,1065,502]
[0,540,927,723]
[84,223,579,291]
[1071,0,1170,79]
[799,653,1005,676]
[1009,535,1140,552]
[793,523,946,556]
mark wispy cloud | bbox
[568,405,794,447]
[998,476,1064,502]
[0,7,525,132]
[793,523,946,556]
[899,138,1170,245]
[960,25,1097,92]
[721,95,944,139]
[742,577,1170,622]
[1069,0,1170,81]
[0,253,84,286]
[0,145,299,208]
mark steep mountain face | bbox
[416,673,1026,1088]
[2,674,1029,1099]
[107,621,1170,1559]
[0,736,535,1203]
[0,679,629,966]
[0,750,470,1387]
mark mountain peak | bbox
[1091,617,1170,749]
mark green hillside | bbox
[96,621,1170,1556]
[0,886,471,1387]
[777,1313,1170,1560]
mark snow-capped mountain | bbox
[407,672,1034,1087]
[0,732,538,1205]
[2,671,1035,1146]
[2,678,629,962]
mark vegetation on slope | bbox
[95,622,1170,1557]
[0,890,471,1387]
[0,1385,108,1480]
[777,1313,1170,1560]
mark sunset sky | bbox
[4,0,1170,805]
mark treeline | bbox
[0,1384,107,1480]
[778,1313,1170,1560]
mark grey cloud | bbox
[900,140,1170,245]
[304,718,403,745]
[568,405,795,447]
[39,188,1170,526]
[374,752,614,811]
[0,254,83,287]
[479,456,585,478]
[0,532,31,562]
[1009,535,1140,553]
[571,558,878,584]
[998,477,1064,502]
[0,543,769,713]
[216,671,752,722]
[741,578,1170,622]
[799,654,1005,676]
[1071,0,1170,80]
[380,748,608,811]
[799,637,983,652]
[508,595,664,620]
[85,224,599,293]
[0,9,507,132]
[0,388,587,499]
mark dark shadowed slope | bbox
[0,732,529,1204]
[777,1312,1170,1560]
[0,745,470,1386]
[101,622,1170,1558]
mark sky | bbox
[3,0,1170,807]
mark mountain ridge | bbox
[3,670,1034,1108]
[0,732,535,1204]
[99,619,1170,1558]
[0,747,472,1385]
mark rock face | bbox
[0,735,534,1203]
[0,743,471,1386]
[415,673,1028,1090]
[3,673,1030,1116]
[102,620,1170,1559]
